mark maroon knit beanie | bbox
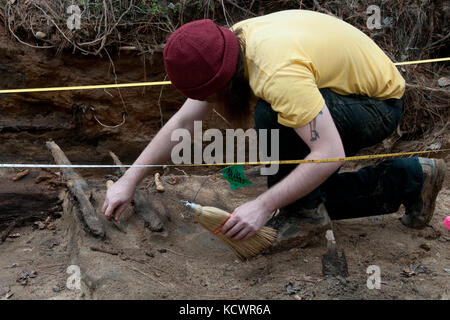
[163,19,239,101]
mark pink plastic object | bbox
[443,216,450,230]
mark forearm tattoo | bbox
[309,110,323,142]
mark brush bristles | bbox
[197,206,278,261]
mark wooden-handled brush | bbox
[183,201,277,261]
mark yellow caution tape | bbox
[0,81,172,94]
[0,149,448,168]
[393,57,450,66]
[188,149,449,166]
[0,57,448,94]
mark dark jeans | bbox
[254,88,424,220]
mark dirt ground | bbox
[0,159,449,301]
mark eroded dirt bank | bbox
[0,23,216,169]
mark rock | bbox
[145,251,155,258]
[8,233,20,238]
[4,292,13,299]
[0,285,10,296]
[285,282,301,295]
[16,270,37,285]
[427,142,442,151]
[47,223,56,230]
[401,267,416,278]
[438,77,450,87]
[52,286,63,293]
[34,221,46,230]
[35,31,46,39]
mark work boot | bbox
[265,203,332,252]
[401,157,446,229]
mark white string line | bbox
[1,150,446,168]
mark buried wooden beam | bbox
[46,140,105,239]
[0,173,61,227]
[108,151,164,232]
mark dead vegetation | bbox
[0,0,448,144]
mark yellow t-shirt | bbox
[231,10,405,127]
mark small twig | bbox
[433,122,449,138]
[312,0,336,17]
[144,178,155,189]
[103,48,128,127]
[174,167,189,176]
[37,263,65,269]
[221,0,230,27]
[424,32,450,51]
[91,106,127,129]
[128,264,168,287]
[90,245,119,255]
[212,108,232,126]
[156,74,168,128]
[225,0,257,17]
[281,275,319,283]
[103,89,114,97]
[144,262,168,275]
[166,177,179,185]
[141,52,147,95]
[165,248,194,259]
[192,175,211,203]
[406,83,450,94]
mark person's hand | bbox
[221,199,273,240]
[102,176,136,221]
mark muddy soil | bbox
[0,160,449,300]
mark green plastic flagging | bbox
[220,165,253,190]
